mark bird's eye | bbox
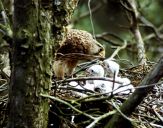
[99,47,103,52]
[90,69,94,73]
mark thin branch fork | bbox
[120,0,147,65]
[139,16,162,41]
[109,40,127,59]
[40,94,116,128]
[40,94,95,120]
[86,110,116,128]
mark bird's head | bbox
[86,64,104,77]
[103,59,111,71]
[93,40,105,58]
[94,81,109,93]
[102,59,120,77]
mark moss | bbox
[8,0,78,127]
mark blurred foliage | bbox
[0,0,162,67]
[71,0,163,67]
[139,0,163,26]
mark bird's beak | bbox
[99,61,104,66]
[85,69,90,77]
[99,61,107,71]
[99,50,105,58]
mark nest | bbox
[1,60,163,128]
[0,73,9,127]
[48,61,163,128]
[120,63,153,86]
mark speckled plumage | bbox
[53,29,105,79]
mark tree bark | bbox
[105,56,163,128]
[8,0,78,128]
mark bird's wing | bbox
[56,29,105,60]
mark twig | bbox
[120,0,146,65]
[56,53,104,60]
[96,37,121,46]
[40,94,95,120]
[88,0,95,39]
[139,16,162,41]
[143,24,163,41]
[0,0,12,41]
[0,0,9,25]
[111,100,137,123]
[133,113,159,121]
[109,40,127,59]
[73,59,99,75]
[73,3,102,25]
[86,110,116,128]
[150,123,163,128]
[96,32,124,43]
[52,77,122,87]
[153,106,163,123]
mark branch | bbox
[139,16,162,41]
[105,56,163,128]
[0,0,9,25]
[153,106,163,123]
[52,77,123,87]
[86,110,116,128]
[143,24,163,42]
[56,53,104,60]
[95,32,125,47]
[109,40,127,59]
[73,59,99,75]
[72,3,102,25]
[0,0,12,42]
[96,32,124,42]
[120,0,146,65]
[40,94,95,120]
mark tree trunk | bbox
[8,0,78,128]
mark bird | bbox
[94,77,135,95]
[69,64,105,97]
[85,64,114,93]
[85,64,134,95]
[103,58,120,78]
[86,64,105,77]
[86,64,105,84]
[53,28,105,79]
[69,81,95,97]
[69,64,134,97]
[113,77,135,95]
